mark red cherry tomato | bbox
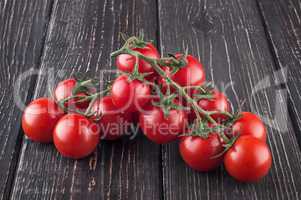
[116,43,160,78]
[22,98,64,143]
[224,136,272,182]
[111,75,151,113]
[159,54,205,88]
[139,102,187,144]
[156,66,174,94]
[92,96,132,140]
[54,78,90,109]
[179,133,224,172]
[189,90,231,122]
[157,55,205,99]
[53,113,100,159]
[232,112,267,142]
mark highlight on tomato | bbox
[22,98,64,143]
[224,136,272,182]
[231,112,267,142]
[179,133,224,172]
[53,113,100,159]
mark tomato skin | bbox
[232,112,267,142]
[53,113,100,159]
[111,75,151,113]
[156,66,174,94]
[116,43,160,77]
[179,134,224,172]
[139,103,187,144]
[171,54,205,87]
[54,78,89,109]
[189,90,231,122]
[92,96,132,140]
[224,136,272,182]
[157,55,205,95]
[22,98,64,143]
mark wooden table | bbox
[1,0,301,199]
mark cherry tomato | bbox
[224,136,272,182]
[22,98,64,143]
[179,133,224,172]
[111,75,151,113]
[92,96,132,140]
[116,43,160,78]
[139,101,187,144]
[159,54,205,89]
[189,90,231,122]
[54,78,90,109]
[53,113,100,159]
[232,112,267,142]
[156,66,174,94]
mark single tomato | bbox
[53,113,100,159]
[54,78,90,109]
[232,112,267,142]
[116,42,160,78]
[159,54,205,89]
[224,136,272,182]
[111,75,151,113]
[189,90,231,122]
[92,96,132,140]
[179,133,224,172]
[22,98,64,143]
[139,101,187,144]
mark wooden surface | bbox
[0,1,53,199]
[257,0,301,146]
[0,0,300,199]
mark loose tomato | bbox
[116,43,160,78]
[224,136,272,182]
[111,75,151,113]
[53,113,100,159]
[179,133,224,172]
[139,102,187,144]
[22,98,64,143]
[54,78,90,109]
[232,112,267,142]
[92,96,132,140]
[189,90,231,122]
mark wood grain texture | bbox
[0,0,53,199]
[10,0,161,199]
[158,0,301,199]
[257,0,301,145]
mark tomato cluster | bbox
[22,36,272,182]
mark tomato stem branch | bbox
[111,43,218,125]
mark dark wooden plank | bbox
[158,0,301,199]
[257,0,301,145]
[0,0,53,199]
[10,0,161,199]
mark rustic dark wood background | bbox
[0,0,301,199]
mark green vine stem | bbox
[111,36,235,143]
[111,41,217,124]
[57,88,110,117]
